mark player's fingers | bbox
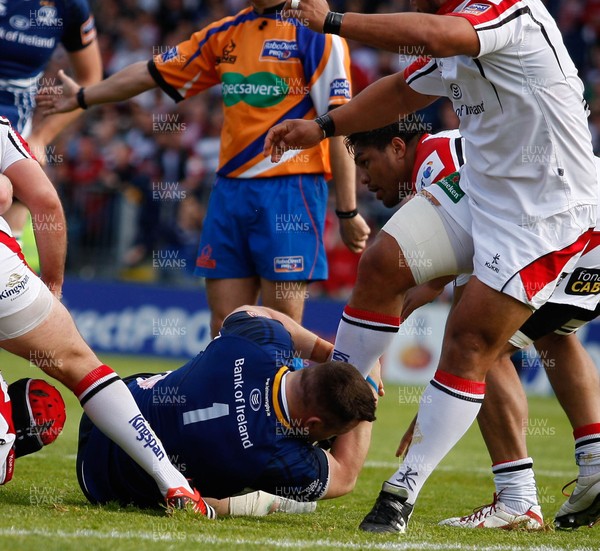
[263,128,277,155]
[57,69,71,84]
[395,436,412,458]
[57,70,80,94]
[271,139,288,163]
[57,69,70,88]
[265,127,289,160]
[395,430,415,457]
[347,235,363,250]
[343,232,366,252]
[36,100,55,116]
[396,415,417,456]
[281,0,302,20]
[39,99,61,116]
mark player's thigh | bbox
[205,277,260,322]
[440,278,533,378]
[249,175,328,282]
[260,278,306,323]
[507,232,600,349]
[0,231,98,385]
[382,194,473,285]
[353,230,415,298]
[2,295,100,387]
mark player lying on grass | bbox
[0,117,216,518]
[346,123,600,530]
[0,373,66,484]
[77,305,379,516]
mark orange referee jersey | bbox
[148,6,352,180]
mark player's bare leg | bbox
[538,332,600,528]
[360,279,533,533]
[438,354,542,528]
[332,231,416,376]
[1,294,214,516]
[441,279,532,380]
[539,332,600,429]
[206,277,260,337]
[477,359,529,463]
[395,280,531,498]
[261,278,307,324]
[438,314,600,530]
[1,295,102,388]
[351,232,415,316]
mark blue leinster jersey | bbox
[0,0,96,133]
[77,312,330,506]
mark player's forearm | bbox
[328,136,356,211]
[4,160,66,293]
[337,13,479,57]
[402,276,454,320]
[328,73,435,137]
[32,54,102,147]
[270,313,331,360]
[32,202,66,294]
[83,61,156,107]
[324,421,372,498]
[231,306,332,361]
[28,112,83,155]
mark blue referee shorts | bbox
[195,174,328,281]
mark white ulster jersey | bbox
[404,0,597,224]
[411,129,472,233]
[0,117,32,236]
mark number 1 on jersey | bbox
[183,403,230,425]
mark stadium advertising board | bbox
[63,279,600,394]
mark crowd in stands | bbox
[38,0,600,294]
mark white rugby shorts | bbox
[545,230,600,311]
[0,231,52,340]
[470,201,595,310]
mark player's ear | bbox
[304,416,326,438]
[390,137,407,159]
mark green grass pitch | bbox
[0,352,599,550]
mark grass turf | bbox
[0,352,599,550]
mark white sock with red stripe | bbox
[387,370,485,504]
[574,423,600,477]
[332,306,400,377]
[75,365,192,497]
[492,457,539,514]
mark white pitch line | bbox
[58,456,575,479]
[0,528,595,551]
[364,461,574,478]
